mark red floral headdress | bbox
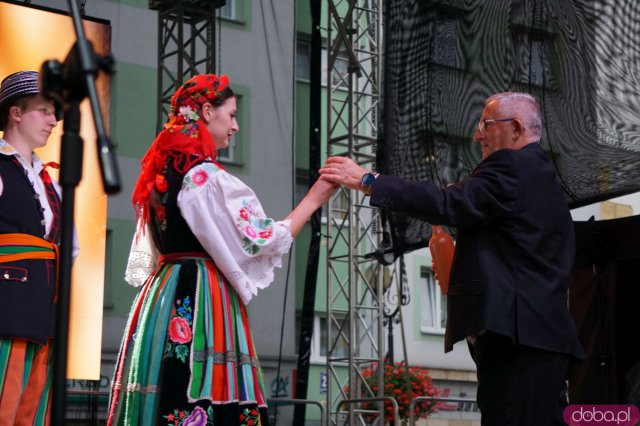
[131,73,230,230]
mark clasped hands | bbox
[317,157,443,287]
[306,156,370,206]
[318,156,368,191]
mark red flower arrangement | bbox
[359,361,440,424]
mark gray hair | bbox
[486,92,542,142]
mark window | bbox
[420,266,447,334]
[218,0,236,20]
[217,94,241,163]
[297,39,349,89]
[432,17,465,69]
[296,41,311,82]
[511,31,558,89]
[311,314,349,362]
[295,172,309,205]
[216,135,235,162]
[322,48,350,90]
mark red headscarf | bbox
[131,74,230,229]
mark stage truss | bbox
[326,0,386,424]
[149,0,224,130]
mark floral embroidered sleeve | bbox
[177,162,293,304]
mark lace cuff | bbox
[232,220,293,304]
[125,250,156,287]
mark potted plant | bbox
[358,361,440,425]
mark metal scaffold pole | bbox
[326,0,385,424]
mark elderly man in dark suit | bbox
[320,92,585,425]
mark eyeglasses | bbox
[477,118,516,134]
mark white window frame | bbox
[420,266,447,335]
[218,0,236,20]
[296,39,349,90]
[321,47,349,90]
[310,314,349,363]
[216,135,236,162]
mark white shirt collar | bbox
[0,138,44,173]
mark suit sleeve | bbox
[370,149,521,228]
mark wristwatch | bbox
[360,172,379,196]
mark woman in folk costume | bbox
[107,74,336,425]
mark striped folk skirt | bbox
[0,338,52,426]
[107,256,269,426]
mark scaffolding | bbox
[326,0,385,424]
[149,0,225,130]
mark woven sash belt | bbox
[158,251,209,265]
[0,233,60,300]
[0,233,58,263]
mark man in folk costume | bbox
[0,70,78,425]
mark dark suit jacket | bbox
[370,143,585,358]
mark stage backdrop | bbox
[379,0,640,258]
[0,2,111,380]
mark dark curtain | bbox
[570,216,640,405]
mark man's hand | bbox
[319,156,368,191]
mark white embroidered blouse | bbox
[124,162,293,304]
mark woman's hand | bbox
[308,178,338,206]
[286,178,338,237]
